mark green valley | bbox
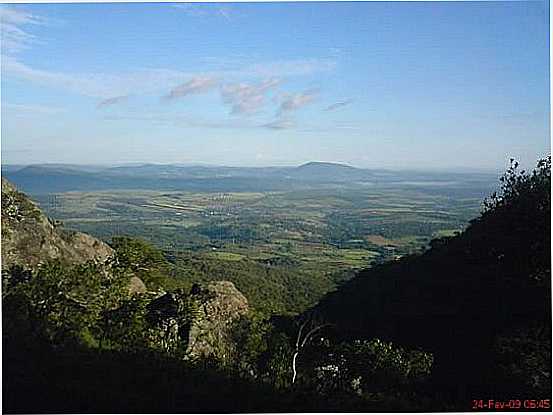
[27,179,493,314]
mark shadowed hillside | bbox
[314,157,551,399]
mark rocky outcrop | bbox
[146,281,249,360]
[186,281,249,360]
[1,178,146,292]
[2,178,113,269]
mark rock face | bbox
[146,281,249,360]
[1,178,114,270]
[186,281,249,360]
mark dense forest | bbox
[2,157,551,412]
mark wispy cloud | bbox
[2,54,190,98]
[171,4,234,20]
[1,4,338,122]
[171,4,207,16]
[103,110,359,133]
[277,88,319,115]
[262,118,295,130]
[3,50,334,101]
[0,5,46,55]
[163,77,218,101]
[97,95,129,109]
[325,99,353,111]
[217,7,232,21]
[221,78,281,115]
[259,88,320,130]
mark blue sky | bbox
[0,1,550,170]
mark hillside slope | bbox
[313,157,551,396]
[292,161,371,181]
[1,178,113,269]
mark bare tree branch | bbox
[291,314,330,384]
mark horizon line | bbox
[0,160,504,174]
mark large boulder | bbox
[146,281,249,360]
[186,281,249,360]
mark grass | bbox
[206,251,246,261]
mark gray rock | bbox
[146,281,249,360]
[186,281,249,360]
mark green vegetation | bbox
[3,259,130,348]
[33,184,487,315]
[110,236,170,290]
[2,251,436,412]
[205,251,246,261]
[2,158,549,412]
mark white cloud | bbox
[0,6,43,26]
[3,50,334,101]
[260,88,323,130]
[0,5,45,55]
[2,55,195,98]
[220,78,281,115]
[217,7,232,21]
[0,5,337,119]
[163,77,218,101]
[277,88,319,115]
[171,4,234,20]
[171,4,208,16]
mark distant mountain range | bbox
[1,161,499,195]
